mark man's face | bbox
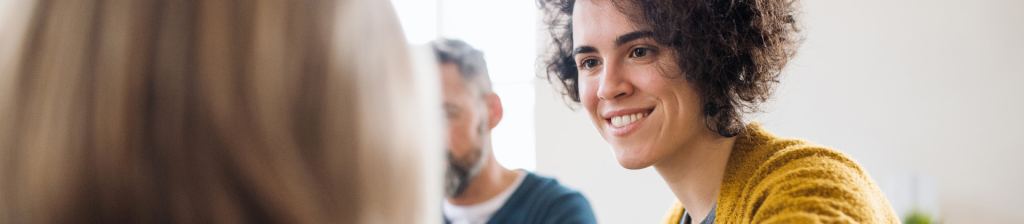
[572,0,707,169]
[441,63,489,197]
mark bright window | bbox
[391,0,537,170]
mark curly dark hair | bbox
[539,0,801,137]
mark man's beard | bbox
[444,146,488,198]
[444,116,492,198]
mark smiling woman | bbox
[543,0,797,138]
[539,0,900,223]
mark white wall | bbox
[534,0,1024,223]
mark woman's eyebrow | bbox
[572,30,653,57]
[614,30,654,47]
[573,46,597,56]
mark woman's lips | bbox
[604,107,654,137]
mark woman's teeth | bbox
[610,112,646,128]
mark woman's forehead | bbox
[571,0,650,50]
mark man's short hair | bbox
[432,38,493,95]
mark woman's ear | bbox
[485,93,503,129]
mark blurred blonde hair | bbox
[0,0,441,223]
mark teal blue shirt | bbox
[444,172,596,224]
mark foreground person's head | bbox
[0,0,440,223]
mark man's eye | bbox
[443,106,458,119]
[629,47,650,58]
[445,111,457,119]
[579,58,600,70]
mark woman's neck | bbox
[654,131,735,222]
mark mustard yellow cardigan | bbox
[663,124,899,223]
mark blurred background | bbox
[391,0,1023,223]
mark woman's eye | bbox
[579,58,600,70]
[629,47,649,58]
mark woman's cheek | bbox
[579,78,599,113]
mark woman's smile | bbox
[602,106,655,137]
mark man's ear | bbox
[485,93,503,130]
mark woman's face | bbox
[572,0,707,169]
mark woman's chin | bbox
[613,147,657,170]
